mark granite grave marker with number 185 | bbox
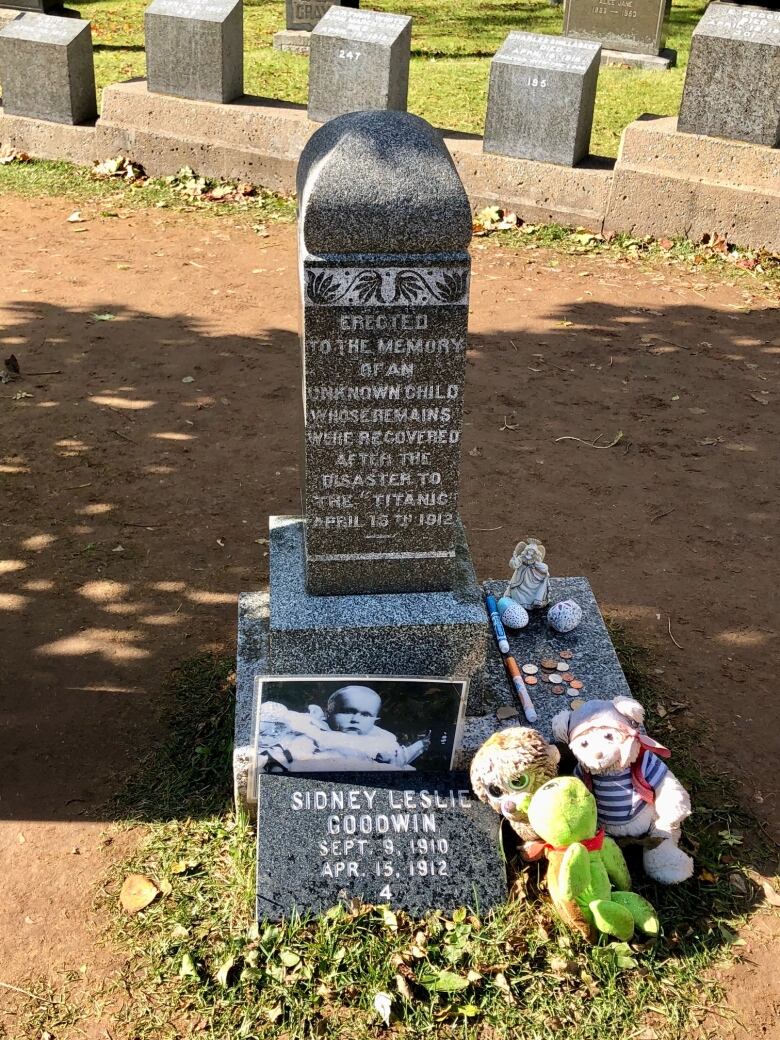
[257,772,507,920]
[484,32,601,167]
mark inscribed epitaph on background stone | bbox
[257,773,507,920]
[564,0,671,56]
[483,32,600,167]
[678,3,780,148]
[284,0,355,33]
[0,13,96,124]
[296,111,473,595]
[308,8,411,124]
[145,0,243,104]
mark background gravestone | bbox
[483,32,600,167]
[145,0,243,104]
[297,110,471,594]
[308,7,411,124]
[678,3,780,147]
[0,1,62,10]
[564,0,673,66]
[257,772,507,920]
[0,12,96,124]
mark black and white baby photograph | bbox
[253,675,468,775]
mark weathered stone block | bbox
[564,0,670,56]
[678,2,780,148]
[267,515,487,675]
[484,32,600,167]
[308,7,411,124]
[0,12,96,124]
[145,0,243,104]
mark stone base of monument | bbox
[95,80,316,193]
[605,114,780,254]
[600,47,676,70]
[448,134,613,233]
[0,109,98,163]
[272,28,311,54]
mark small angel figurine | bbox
[505,538,550,609]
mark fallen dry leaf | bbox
[120,873,159,913]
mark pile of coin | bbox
[521,649,584,701]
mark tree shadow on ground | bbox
[0,290,776,832]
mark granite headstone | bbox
[483,32,601,167]
[284,0,356,33]
[145,0,243,104]
[0,12,96,124]
[564,0,671,56]
[257,772,507,919]
[678,3,780,148]
[308,8,411,124]
[296,111,473,595]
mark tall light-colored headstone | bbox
[0,13,97,125]
[145,0,243,104]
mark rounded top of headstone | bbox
[297,111,472,256]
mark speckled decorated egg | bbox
[498,597,529,630]
[547,599,583,633]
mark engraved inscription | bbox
[500,33,598,72]
[702,6,780,45]
[292,786,470,889]
[304,262,468,559]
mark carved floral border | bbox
[305,266,470,307]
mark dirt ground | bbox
[0,196,778,1037]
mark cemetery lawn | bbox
[66,0,709,158]
[0,195,778,1040]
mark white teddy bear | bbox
[552,696,694,885]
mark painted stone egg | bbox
[547,599,583,633]
[498,597,529,630]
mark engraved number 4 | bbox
[379,885,393,900]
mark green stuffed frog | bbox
[527,776,660,943]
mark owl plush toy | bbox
[470,727,560,857]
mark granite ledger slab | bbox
[257,772,507,919]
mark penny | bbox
[552,687,566,696]
[556,662,568,672]
[496,706,519,721]
[549,674,563,685]
[570,698,585,710]
[540,673,552,683]
[560,650,574,660]
[521,664,539,675]
[541,658,557,670]
[569,680,583,690]
[561,673,575,682]
[524,676,538,686]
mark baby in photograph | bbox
[258,684,431,772]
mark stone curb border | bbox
[1,80,778,250]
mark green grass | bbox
[63,0,708,158]
[23,637,764,1040]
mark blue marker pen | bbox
[485,594,510,654]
